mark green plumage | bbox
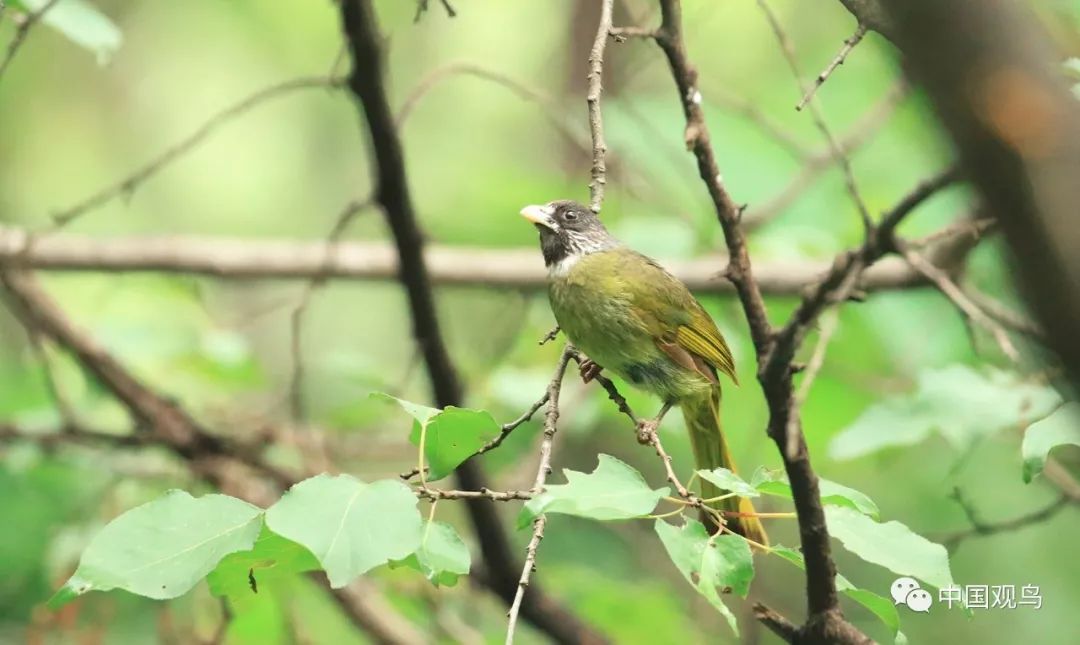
[548,248,767,544]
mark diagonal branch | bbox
[796,23,869,111]
[505,346,573,645]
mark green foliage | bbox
[207,527,320,599]
[518,454,669,528]
[772,545,900,638]
[392,520,471,587]
[375,393,502,481]
[264,474,422,589]
[50,491,263,607]
[654,519,754,635]
[830,365,1059,459]
[1022,402,1080,482]
[13,0,122,64]
[697,467,761,498]
[825,506,954,590]
[751,467,880,519]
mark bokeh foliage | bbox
[2,1,1079,643]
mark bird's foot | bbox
[636,401,674,444]
[635,418,658,445]
[578,358,603,383]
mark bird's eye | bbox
[564,211,578,221]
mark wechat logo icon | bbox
[891,577,932,613]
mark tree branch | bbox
[335,3,605,643]
[586,0,614,211]
[796,23,868,111]
[873,0,1080,391]
[505,346,573,644]
[0,227,966,294]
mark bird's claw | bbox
[579,358,603,383]
[636,419,658,445]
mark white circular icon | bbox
[905,588,933,612]
[891,577,921,605]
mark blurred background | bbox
[1,0,1079,643]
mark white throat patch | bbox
[549,253,581,277]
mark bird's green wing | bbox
[614,251,738,384]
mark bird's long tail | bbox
[682,386,769,546]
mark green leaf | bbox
[772,545,900,637]
[16,0,122,65]
[697,467,759,498]
[393,520,471,587]
[375,393,502,481]
[49,491,263,606]
[518,454,668,528]
[265,474,422,588]
[207,527,320,598]
[654,519,754,635]
[751,467,879,519]
[825,506,954,590]
[1022,402,1080,482]
[830,366,1059,460]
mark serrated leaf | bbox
[375,393,501,481]
[697,467,759,498]
[825,506,953,590]
[772,545,900,637]
[265,474,422,588]
[207,527,320,598]
[393,520,470,587]
[1022,403,1080,482]
[751,467,879,519]
[49,491,263,606]
[830,366,1059,460]
[654,519,754,635]
[16,0,122,65]
[518,454,668,528]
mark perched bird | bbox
[520,199,767,545]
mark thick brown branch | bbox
[336,3,605,643]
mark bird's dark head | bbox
[519,200,617,270]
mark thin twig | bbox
[287,197,374,422]
[49,75,343,228]
[742,81,908,230]
[757,0,873,231]
[417,488,533,502]
[788,310,840,459]
[586,0,615,212]
[796,24,869,111]
[943,488,1071,550]
[505,346,573,645]
[0,0,61,84]
[899,243,1020,361]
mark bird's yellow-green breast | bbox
[548,248,733,401]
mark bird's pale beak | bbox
[520,204,556,230]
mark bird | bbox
[520,199,767,545]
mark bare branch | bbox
[757,0,873,231]
[505,346,573,645]
[943,488,1071,551]
[0,0,60,84]
[0,227,968,295]
[796,24,869,111]
[586,0,615,212]
[742,80,907,230]
[899,243,1020,361]
[753,603,799,643]
[49,76,342,228]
